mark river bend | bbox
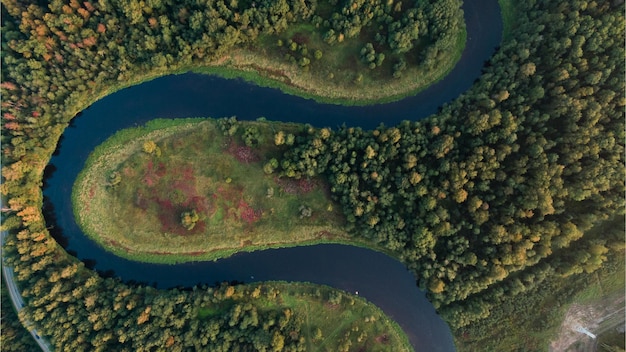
[43,1,502,350]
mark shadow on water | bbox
[41,164,57,190]
[97,269,117,280]
[82,258,97,270]
[41,195,68,249]
[51,136,64,156]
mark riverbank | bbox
[187,0,466,105]
[497,0,517,42]
[73,118,396,264]
[192,28,466,106]
[241,281,413,352]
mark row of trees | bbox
[278,0,624,327]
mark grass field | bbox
[498,0,516,43]
[73,118,390,264]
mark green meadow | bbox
[73,118,385,263]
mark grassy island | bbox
[73,118,387,263]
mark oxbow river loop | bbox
[42,1,502,350]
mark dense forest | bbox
[0,0,624,351]
[265,0,463,76]
[1,276,40,351]
[278,0,625,329]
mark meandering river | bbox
[42,1,502,350]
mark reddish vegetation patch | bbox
[155,162,167,177]
[123,167,136,177]
[136,159,212,235]
[275,177,318,194]
[316,231,336,240]
[324,302,340,310]
[226,142,260,163]
[186,251,206,256]
[107,240,120,248]
[154,197,207,236]
[143,161,157,187]
[375,334,390,344]
[181,166,194,181]
[238,200,262,224]
[297,178,317,193]
[186,196,209,214]
[173,180,196,198]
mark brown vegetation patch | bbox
[186,251,207,256]
[143,161,157,186]
[155,162,167,177]
[226,142,260,163]
[316,231,336,240]
[154,197,206,235]
[135,190,149,210]
[172,180,196,198]
[291,33,309,45]
[181,166,194,180]
[275,177,318,194]
[375,334,390,344]
[123,167,136,177]
[136,159,214,234]
[324,302,340,310]
[247,64,293,86]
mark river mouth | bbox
[41,1,502,350]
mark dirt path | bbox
[550,294,625,351]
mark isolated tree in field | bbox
[142,140,161,156]
[180,210,199,230]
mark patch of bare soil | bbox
[550,295,625,351]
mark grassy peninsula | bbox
[195,0,466,105]
[73,118,387,263]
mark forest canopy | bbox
[1,0,624,350]
[277,0,625,329]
